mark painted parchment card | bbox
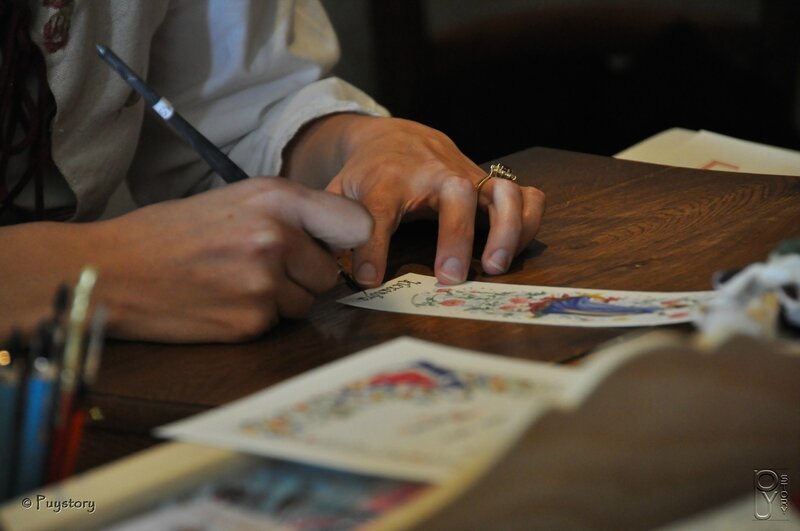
[157,337,574,483]
[108,458,427,531]
[338,273,715,327]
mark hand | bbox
[89,178,372,342]
[287,114,546,287]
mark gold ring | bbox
[474,163,517,193]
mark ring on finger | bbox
[474,163,518,193]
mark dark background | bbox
[321,0,800,163]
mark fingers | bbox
[220,220,338,334]
[480,178,523,274]
[272,223,341,295]
[351,196,403,288]
[479,180,546,275]
[273,271,316,320]
[252,177,374,253]
[330,170,543,285]
[434,177,476,284]
[230,178,373,327]
[517,186,546,253]
[299,189,374,252]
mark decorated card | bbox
[107,458,427,531]
[338,273,714,327]
[157,338,574,483]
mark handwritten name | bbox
[356,279,422,301]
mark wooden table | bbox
[78,147,800,472]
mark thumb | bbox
[263,183,374,252]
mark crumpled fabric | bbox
[695,252,800,342]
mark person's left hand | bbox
[285,115,546,288]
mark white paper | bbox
[617,128,800,176]
[157,337,575,483]
[614,127,696,163]
[339,273,714,327]
[107,500,286,531]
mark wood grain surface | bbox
[78,147,800,472]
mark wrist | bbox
[283,113,379,187]
[322,113,378,161]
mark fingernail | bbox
[440,257,465,283]
[356,262,378,285]
[488,249,510,273]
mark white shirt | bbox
[27,0,387,220]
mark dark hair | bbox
[0,0,58,223]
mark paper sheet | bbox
[107,458,427,531]
[338,273,714,327]
[616,128,800,176]
[157,337,574,483]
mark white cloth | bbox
[29,0,388,220]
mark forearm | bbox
[0,221,103,340]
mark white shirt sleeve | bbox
[127,0,389,205]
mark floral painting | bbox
[340,273,715,327]
[412,287,696,323]
[241,360,537,438]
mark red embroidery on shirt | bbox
[41,0,75,53]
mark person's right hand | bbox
[92,177,373,342]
